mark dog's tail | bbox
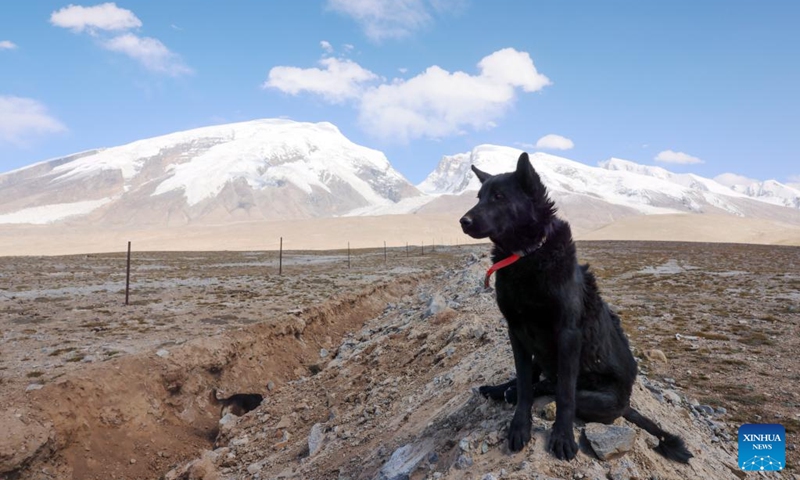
[623,407,693,463]
[209,388,222,405]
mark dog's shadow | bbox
[391,390,596,474]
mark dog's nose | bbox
[460,216,473,228]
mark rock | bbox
[164,450,221,480]
[274,415,291,429]
[455,453,473,469]
[247,462,263,474]
[25,383,44,391]
[308,423,325,456]
[482,474,497,480]
[267,380,275,391]
[320,348,329,359]
[129,458,137,465]
[541,401,557,421]
[663,390,682,404]
[156,349,169,357]
[218,413,237,427]
[423,294,447,319]
[697,405,715,416]
[584,423,636,460]
[644,349,668,363]
[458,437,470,451]
[378,440,435,480]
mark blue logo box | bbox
[738,424,785,471]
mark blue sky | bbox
[1,1,798,185]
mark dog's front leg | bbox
[507,330,534,452]
[549,326,580,460]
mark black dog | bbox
[210,389,263,417]
[460,152,692,463]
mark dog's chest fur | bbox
[492,224,581,378]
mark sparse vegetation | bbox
[2,242,798,474]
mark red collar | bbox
[484,254,521,288]
[483,234,548,289]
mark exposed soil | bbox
[1,242,798,479]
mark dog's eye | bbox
[493,193,504,201]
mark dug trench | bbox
[1,272,427,480]
[3,242,798,479]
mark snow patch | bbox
[0,198,112,224]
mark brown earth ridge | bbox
[1,243,798,479]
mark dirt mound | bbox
[6,243,794,479]
[1,274,425,479]
[161,256,741,480]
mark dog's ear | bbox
[515,152,543,192]
[471,165,492,184]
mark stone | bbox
[584,423,636,460]
[541,401,557,421]
[308,423,325,456]
[644,349,668,363]
[697,405,715,416]
[378,440,435,480]
[156,349,169,357]
[459,437,470,451]
[663,390,682,404]
[423,294,447,319]
[454,453,473,469]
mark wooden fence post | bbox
[125,241,131,305]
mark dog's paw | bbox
[507,417,531,452]
[548,427,578,460]
[503,386,517,404]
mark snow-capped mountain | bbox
[713,174,800,209]
[0,119,421,225]
[414,145,800,232]
[2,124,798,237]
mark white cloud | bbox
[714,173,758,187]
[357,48,550,141]
[535,134,574,150]
[0,40,17,50]
[264,57,379,103]
[326,0,433,41]
[50,2,141,33]
[320,40,333,53]
[0,95,66,145]
[654,150,703,165]
[265,48,550,142]
[102,33,192,76]
[50,3,190,76]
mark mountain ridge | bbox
[1,120,799,240]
